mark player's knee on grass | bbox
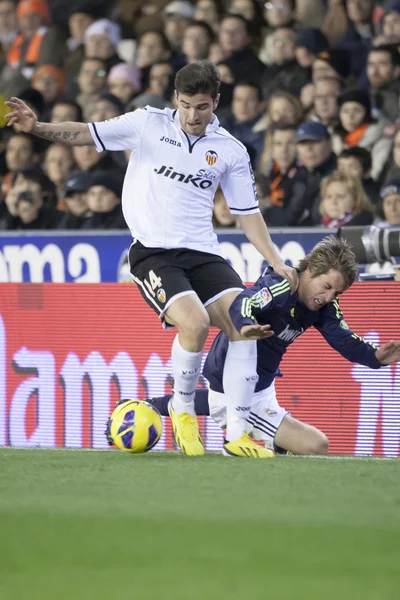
[275,416,329,455]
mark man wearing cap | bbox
[312,48,352,84]
[296,121,337,225]
[57,171,92,230]
[1,0,65,97]
[164,1,195,52]
[84,18,122,70]
[294,28,330,69]
[64,3,101,81]
[81,171,126,230]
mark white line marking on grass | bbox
[0,447,398,459]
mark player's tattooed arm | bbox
[33,122,94,146]
[5,98,94,146]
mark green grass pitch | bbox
[1,449,399,600]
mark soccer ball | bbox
[106,400,163,453]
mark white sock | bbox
[171,335,203,416]
[223,340,258,442]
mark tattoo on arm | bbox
[35,130,80,141]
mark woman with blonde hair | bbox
[319,170,374,228]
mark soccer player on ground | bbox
[6,61,297,458]
[146,236,400,457]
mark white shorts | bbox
[208,383,289,449]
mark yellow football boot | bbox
[169,403,205,456]
[223,433,275,458]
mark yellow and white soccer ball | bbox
[107,400,163,453]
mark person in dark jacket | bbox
[81,170,127,229]
[218,14,266,84]
[366,45,400,122]
[260,122,308,226]
[334,0,375,77]
[56,170,92,230]
[261,26,310,100]
[295,121,337,224]
[220,82,265,167]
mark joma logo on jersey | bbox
[154,165,213,189]
[278,324,303,343]
[160,136,182,147]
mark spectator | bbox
[215,61,235,112]
[220,82,265,167]
[194,0,224,32]
[229,0,264,48]
[310,77,342,131]
[366,45,400,121]
[381,127,400,186]
[218,14,266,84]
[72,144,125,177]
[182,21,214,63]
[87,93,125,122]
[2,131,37,195]
[380,3,400,40]
[7,165,61,229]
[147,61,175,99]
[129,92,171,110]
[259,0,297,63]
[335,0,376,78]
[0,0,18,53]
[296,121,337,224]
[259,122,308,226]
[135,30,173,88]
[56,170,92,229]
[212,187,237,228]
[261,26,310,100]
[294,28,329,69]
[257,91,303,164]
[319,171,374,228]
[376,179,400,226]
[337,146,379,205]
[50,99,82,123]
[332,88,393,180]
[107,63,141,105]
[76,57,108,114]
[64,5,98,81]
[82,171,126,229]
[84,18,121,69]
[163,1,195,52]
[44,143,74,202]
[312,48,351,84]
[6,0,65,83]
[31,64,65,106]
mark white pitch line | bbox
[0,447,398,460]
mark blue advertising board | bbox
[0,229,391,283]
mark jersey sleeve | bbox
[314,299,382,369]
[220,148,260,215]
[88,109,148,152]
[229,275,291,332]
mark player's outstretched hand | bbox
[5,97,37,132]
[240,322,274,339]
[273,262,299,294]
[376,341,400,365]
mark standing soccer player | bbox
[6,61,296,458]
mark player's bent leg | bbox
[274,416,329,456]
[206,291,260,444]
[165,294,210,455]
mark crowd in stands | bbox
[0,0,400,231]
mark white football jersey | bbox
[88,107,259,255]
